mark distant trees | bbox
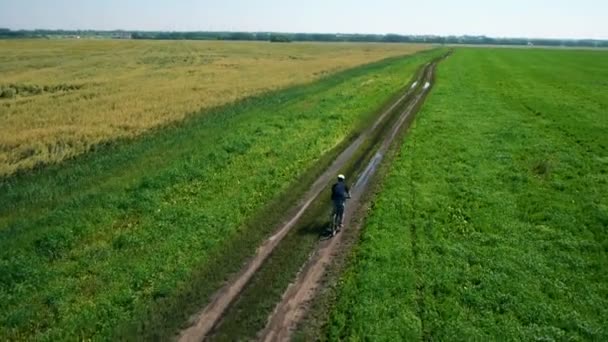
[269,34,291,43]
[383,34,407,43]
[1,29,607,48]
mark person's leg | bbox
[331,199,346,233]
[337,201,345,227]
[332,200,340,227]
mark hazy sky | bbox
[1,0,607,39]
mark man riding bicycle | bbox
[331,174,351,231]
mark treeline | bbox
[0,28,131,39]
[133,31,608,47]
[1,28,607,48]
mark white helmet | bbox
[338,174,345,180]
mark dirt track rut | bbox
[178,54,446,342]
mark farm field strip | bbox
[322,48,608,340]
[0,48,442,340]
[180,53,449,342]
[0,40,429,176]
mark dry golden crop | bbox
[0,39,428,176]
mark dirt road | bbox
[259,58,442,341]
[178,54,447,342]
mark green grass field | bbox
[325,48,608,340]
[0,48,441,340]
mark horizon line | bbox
[2,27,607,42]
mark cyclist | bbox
[331,174,351,231]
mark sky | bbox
[1,0,607,40]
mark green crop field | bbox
[324,48,608,340]
[0,46,442,340]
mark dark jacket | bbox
[331,181,350,201]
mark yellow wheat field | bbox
[0,39,429,176]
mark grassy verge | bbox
[324,48,608,340]
[0,49,442,340]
